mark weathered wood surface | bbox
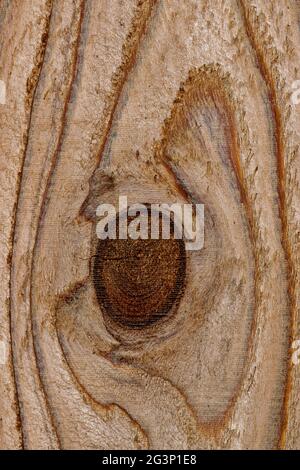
[0,0,300,449]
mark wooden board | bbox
[0,0,300,450]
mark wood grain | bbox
[0,0,299,449]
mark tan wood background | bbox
[0,0,300,449]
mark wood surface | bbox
[0,0,300,450]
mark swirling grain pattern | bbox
[0,0,299,449]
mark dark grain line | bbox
[239,0,295,449]
[55,326,149,449]
[8,0,53,449]
[27,0,86,448]
[95,0,158,166]
[158,67,259,442]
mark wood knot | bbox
[93,209,186,329]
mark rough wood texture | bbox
[0,0,300,450]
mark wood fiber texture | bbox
[0,0,300,450]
